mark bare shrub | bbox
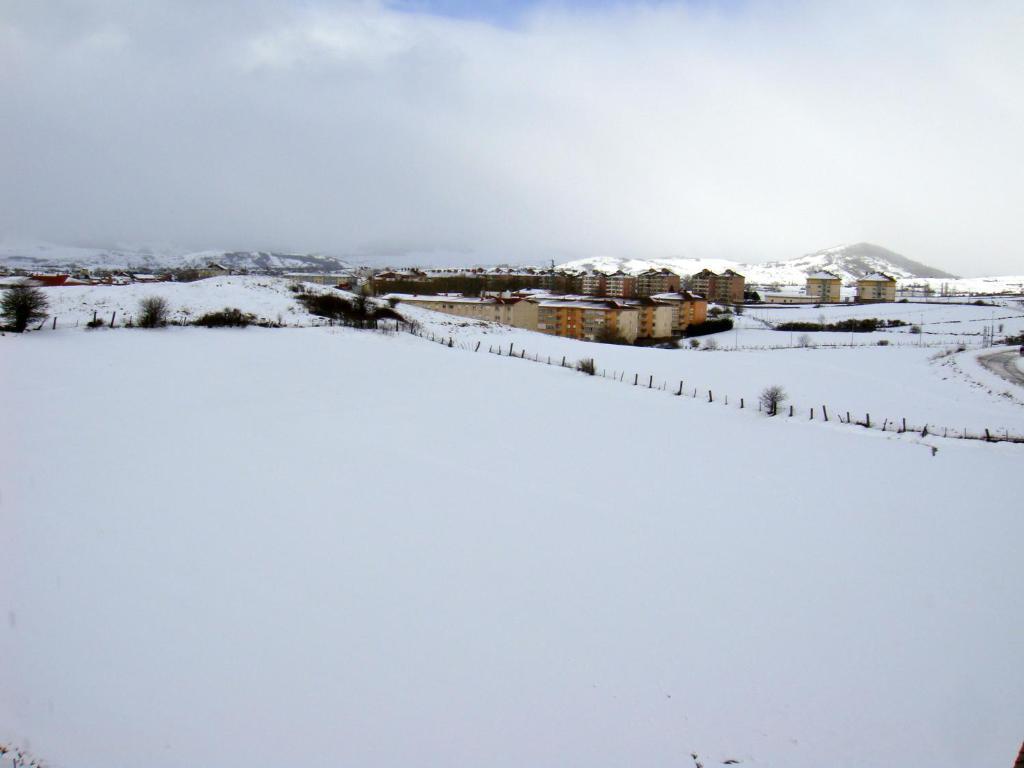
[137,296,170,328]
[759,385,787,416]
[576,358,596,375]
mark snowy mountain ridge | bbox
[0,240,352,273]
[558,243,960,285]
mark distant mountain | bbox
[558,243,958,285]
[0,240,351,273]
[749,243,958,283]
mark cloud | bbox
[0,0,1021,273]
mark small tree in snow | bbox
[2,283,49,332]
[760,385,787,416]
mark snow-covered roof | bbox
[538,300,638,311]
[807,271,840,280]
[650,290,706,301]
[387,294,495,304]
[859,272,896,282]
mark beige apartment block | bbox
[856,273,897,302]
[389,295,538,329]
[536,301,640,343]
[806,271,843,303]
[649,290,709,332]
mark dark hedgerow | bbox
[684,318,733,337]
[193,308,255,327]
[296,291,405,329]
[775,318,906,333]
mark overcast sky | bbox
[1,0,1022,274]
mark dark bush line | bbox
[684,318,734,337]
[775,318,907,333]
[297,291,405,329]
[193,308,258,327]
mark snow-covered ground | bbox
[30,275,314,327]
[2,325,1022,768]
[14,278,1024,436]
[398,302,1024,438]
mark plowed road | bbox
[979,350,1024,387]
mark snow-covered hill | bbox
[0,239,351,273]
[559,242,961,285]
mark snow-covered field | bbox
[33,276,313,327]
[2,326,1023,768]
[16,278,1024,435]
[397,303,1024,438]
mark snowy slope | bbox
[397,300,1024,435]
[1,327,1022,768]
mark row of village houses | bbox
[387,290,709,344]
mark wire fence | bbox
[407,327,1024,446]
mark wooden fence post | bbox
[509,342,514,355]
[52,317,57,330]
[708,390,713,403]
[110,311,116,328]
[789,405,794,417]
[822,405,829,422]
[648,375,653,389]
[561,356,566,367]
[810,407,814,420]
[740,397,744,409]
[865,414,871,428]
[678,380,684,396]
[475,341,480,352]
[634,374,638,386]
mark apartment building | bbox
[389,294,539,328]
[603,271,636,298]
[805,271,842,303]
[649,290,708,332]
[635,269,681,297]
[855,273,897,303]
[580,271,604,296]
[632,299,674,339]
[536,301,640,343]
[689,268,745,304]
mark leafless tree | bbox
[760,385,787,416]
